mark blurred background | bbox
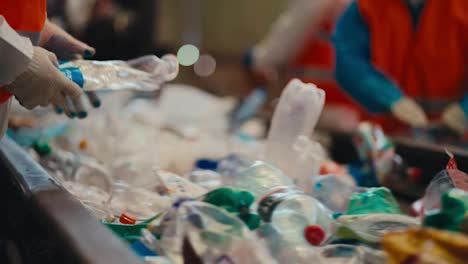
[45,0,468,145]
[47,0,287,99]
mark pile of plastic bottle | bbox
[10,76,468,264]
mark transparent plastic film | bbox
[60,54,179,92]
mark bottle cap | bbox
[195,159,219,170]
[119,213,137,225]
[33,141,52,156]
[304,224,326,246]
[79,139,88,150]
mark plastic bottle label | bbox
[257,188,302,222]
[60,67,85,88]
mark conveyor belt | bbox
[0,138,142,264]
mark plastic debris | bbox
[203,187,261,230]
[264,79,325,185]
[231,161,294,199]
[187,170,223,191]
[351,122,408,187]
[152,201,276,264]
[310,174,362,213]
[120,213,137,225]
[382,228,468,264]
[257,188,334,246]
[60,54,179,92]
[346,187,401,216]
[313,244,387,264]
[424,189,468,233]
[420,152,468,215]
[336,214,420,243]
[18,76,468,263]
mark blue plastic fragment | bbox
[130,240,157,257]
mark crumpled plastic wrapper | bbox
[419,152,468,215]
[151,201,277,264]
[64,180,171,220]
[382,228,468,264]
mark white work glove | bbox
[442,103,468,135]
[39,20,101,118]
[5,47,83,115]
[391,97,428,128]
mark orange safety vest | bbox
[358,0,468,132]
[0,0,47,103]
[290,16,364,117]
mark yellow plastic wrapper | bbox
[382,228,468,264]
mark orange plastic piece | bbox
[119,213,136,225]
[79,139,88,150]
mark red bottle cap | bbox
[303,225,326,246]
[407,167,421,183]
[119,213,136,225]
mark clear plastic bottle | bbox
[258,188,334,246]
[231,161,294,199]
[59,54,179,92]
[33,141,78,182]
[217,154,253,180]
[188,169,222,191]
[33,141,113,192]
[107,180,170,220]
[310,174,364,213]
[154,201,265,263]
[73,155,113,193]
[264,79,325,178]
[290,136,325,192]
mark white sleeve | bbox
[0,16,34,86]
[0,98,11,139]
[252,0,330,68]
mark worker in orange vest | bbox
[334,0,468,135]
[0,0,96,138]
[244,0,360,131]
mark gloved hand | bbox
[39,20,95,60]
[391,97,428,128]
[242,49,278,86]
[40,20,101,118]
[6,47,83,115]
[442,103,468,135]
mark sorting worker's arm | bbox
[0,15,34,86]
[251,0,331,70]
[333,1,427,127]
[39,20,96,60]
[0,15,34,137]
[441,94,468,135]
[439,16,468,135]
[0,16,82,112]
[333,2,402,113]
[39,19,100,118]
